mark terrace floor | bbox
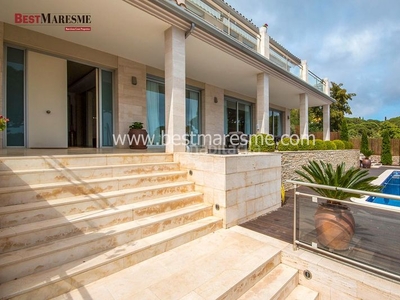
[241,166,400,278]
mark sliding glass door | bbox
[5,47,25,146]
[269,109,283,136]
[224,97,252,134]
[146,78,201,145]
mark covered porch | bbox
[0,0,333,151]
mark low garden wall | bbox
[174,152,282,228]
[281,149,360,191]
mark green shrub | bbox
[314,139,327,150]
[381,130,392,165]
[277,137,299,151]
[249,134,275,152]
[298,139,315,151]
[343,141,353,149]
[325,140,337,150]
[361,130,369,154]
[332,140,345,150]
[340,119,349,142]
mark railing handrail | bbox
[287,180,400,201]
[307,70,325,85]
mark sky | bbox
[225,0,400,121]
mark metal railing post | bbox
[293,183,297,251]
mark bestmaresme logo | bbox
[14,13,92,31]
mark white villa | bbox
[0,1,398,299]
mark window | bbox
[6,47,25,146]
[269,109,283,136]
[146,79,165,145]
[224,97,252,134]
[101,70,113,147]
[186,89,201,144]
[146,77,201,145]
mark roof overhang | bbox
[0,0,334,109]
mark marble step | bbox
[0,170,187,205]
[0,181,196,228]
[286,285,319,300]
[0,191,203,253]
[0,153,173,171]
[238,264,298,300]
[51,227,285,300]
[0,216,222,300]
[0,203,213,283]
[0,161,180,188]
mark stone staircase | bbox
[0,153,221,299]
[0,153,318,300]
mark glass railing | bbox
[186,0,258,50]
[186,0,326,91]
[269,47,302,77]
[288,180,400,281]
[308,70,325,92]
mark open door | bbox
[67,62,98,147]
[27,51,67,148]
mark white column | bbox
[301,60,308,82]
[299,93,309,139]
[256,73,269,134]
[323,104,330,141]
[165,26,186,152]
[323,78,330,95]
[258,26,270,59]
[285,108,291,135]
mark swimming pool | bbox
[367,170,400,207]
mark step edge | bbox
[0,171,188,194]
[0,185,198,215]
[0,198,208,239]
[0,216,222,299]
[0,203,212,268]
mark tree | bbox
[360,130,370,155]
[340,118,349,141]
[307,82,356,132]
[380,121,400,138]
[381,130,393,165]
[330,82,356,132]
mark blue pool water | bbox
[367,171,400,207]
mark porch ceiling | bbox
[0,0,326,109]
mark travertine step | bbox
[51,227,285,300]
[0,170,187,205]
[0,181,196,227]
[0,153,173,171]
[0,161,179,187]
[0,203,213,283]
[239,264,298,300]
[0,216,222,300]
[0,192,204,253]
[286,285,319,300]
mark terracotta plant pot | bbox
[314,203,355,251]
[362,158,371,168]
[128,129,148,149]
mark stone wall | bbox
[281,150,360,191]
[174,152,282,228]
[282,245,400,299]
[370,154,400,166]
[115,57,147,148]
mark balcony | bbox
[186,0,258,50]
[185,0,327,93]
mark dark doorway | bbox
[67,61,97,147]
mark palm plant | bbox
[295,160,381,204]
